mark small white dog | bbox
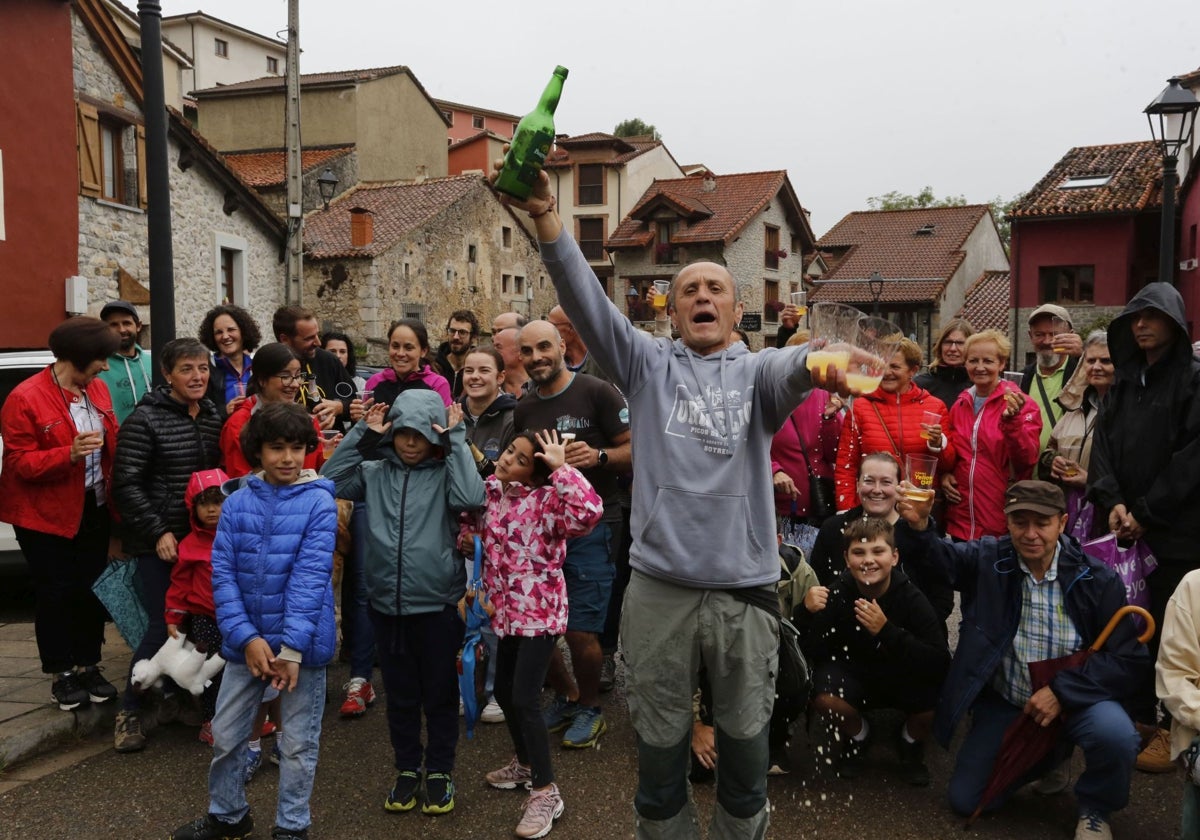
[131,633,225,696]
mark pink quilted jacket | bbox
[462,465,603,637]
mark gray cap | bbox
[1027,304,1071,328]
[100,300,141,322]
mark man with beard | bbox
[97,300,153,424]
[435,310,480,398]
[272,305,354,429]
[492,327,530,396]
[514,320,631,750]
[1020,304,1083,450]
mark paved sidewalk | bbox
[0,621,130,772]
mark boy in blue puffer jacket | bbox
[321,389,485,817]
[171,402,338,840]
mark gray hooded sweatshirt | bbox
[541,231,814,588]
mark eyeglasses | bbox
[447,328,473,337]
[272,373,306,385]
[942,339,966,347]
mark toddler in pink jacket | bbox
[460,428,602,839]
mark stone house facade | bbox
[302,175,547,362]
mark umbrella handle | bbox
[1089,604,1155,650]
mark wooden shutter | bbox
[135,124,147,209]
[76,102,102,197]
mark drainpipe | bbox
[138,1,176,379]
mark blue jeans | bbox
[208,662,326,832]
[344,503,376,681]
[948,689,1139,818]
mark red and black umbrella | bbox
[964,604,1155,829]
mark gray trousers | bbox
[622,571,777,839]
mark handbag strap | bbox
[1034,372,1062,426]
[869,401,903,462]
[789,413,820,479]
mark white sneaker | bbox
[1075,810,1113,840]
[480,698,506,723]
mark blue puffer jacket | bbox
[321,389,485,616]
[901,525,1151,748]
[212,470,338,666]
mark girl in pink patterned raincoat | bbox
[459,428,602,838]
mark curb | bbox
[0,700,116,770]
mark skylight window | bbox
[1059,175,1113,189]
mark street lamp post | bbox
[317,167,339,210]
[868,271,884,316]
[1145,77,1200,285]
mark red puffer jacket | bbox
[834,384,952,509]
[165,468,229,625]
[943,380,1043,540]
[0,367,119,538]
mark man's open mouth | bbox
[693,312,716,324]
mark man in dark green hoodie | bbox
[1088,281,1200,773]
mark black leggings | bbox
[495,634,558,788]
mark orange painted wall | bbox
[0,1,79,348]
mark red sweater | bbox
[834,384,952,509]
[0,367,119,538]
[220,396,325,477]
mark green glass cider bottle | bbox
[494,66,568,201]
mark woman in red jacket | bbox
[941,330,1043,540]
[0,318,121,711]
[834,338,953,510]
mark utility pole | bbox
[138,1,176,381]
[284,0,303,303]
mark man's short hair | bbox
[239,402,318,467]
[49,316,120,369]
[160,338,209,374]
[842,516,896,552]
[447,310,480,336]
[273,305,315,339]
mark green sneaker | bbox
[384,769,421,813]
[543,695,581,734]
[421,771,455,815]
[562,705,607,748]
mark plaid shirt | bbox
[993,545,1083,706]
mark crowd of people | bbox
[3,169,1200,840]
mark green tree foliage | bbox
[866,186,1023,251]
[613,118,660,140]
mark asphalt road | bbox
[0,658,1185,840]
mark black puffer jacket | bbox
[914,364,972,410]
[113,386,223,555]
[1088,282,1200,563]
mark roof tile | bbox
[304,175,482,259]
[193,65,409,95]
[956,270,1011,332]
[808,279,947,305]
[544,132,660,169]
[224,147,354,188]
[1008,141,1162,219]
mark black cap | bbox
[1003,480,1067,516]
[100,300,141,322]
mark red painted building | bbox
[1008,141,1168,361]
[1176,68,1200,333]
[433,99,520,144]
[0,0,81,348]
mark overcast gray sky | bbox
[161,0,1199,235]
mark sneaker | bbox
[562,706,607,749]
[340,677,376,718]
[198,720,214,746]
[1136,727,1174,773]
[422,771,456,815]
[480,698,506,724]
[515,784,565,839]
[895,735,930,787]
[486,755,533,790]
[51,673,90,711]
[270,829,309,840]
[767,747,791,776]
[114,710,146,753]
[543,695,581,733]
[384,769,421,812]
[244,744,263,782]
[77,666,117,703]
[599,653,616,693]
[1075,809,1113,840]
[269,742,282,766]
[169,812,253,840]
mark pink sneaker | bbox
[198,720,213,746]
[515,784,564,838]
[486,755,532,790]
[339,677,376,718]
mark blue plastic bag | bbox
[92,559,148,651]
[457,536,492,739]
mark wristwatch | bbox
[597,448,609,467]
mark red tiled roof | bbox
[433,99,520,123]
[304,175,483,259]
[224,147,354,188]
[808,279,947,305]
[814,205,991,289]
[607,170,808,248]
[1008,142,1162,219]
[447,130,509,151]
[1177,67,1200,87]
[956,270,1011,332]
[193,65,408,95]
[543,133,662,169]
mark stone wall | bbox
[303,182,548,365]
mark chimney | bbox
[349,207,373,248]
[702,177,717,193]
